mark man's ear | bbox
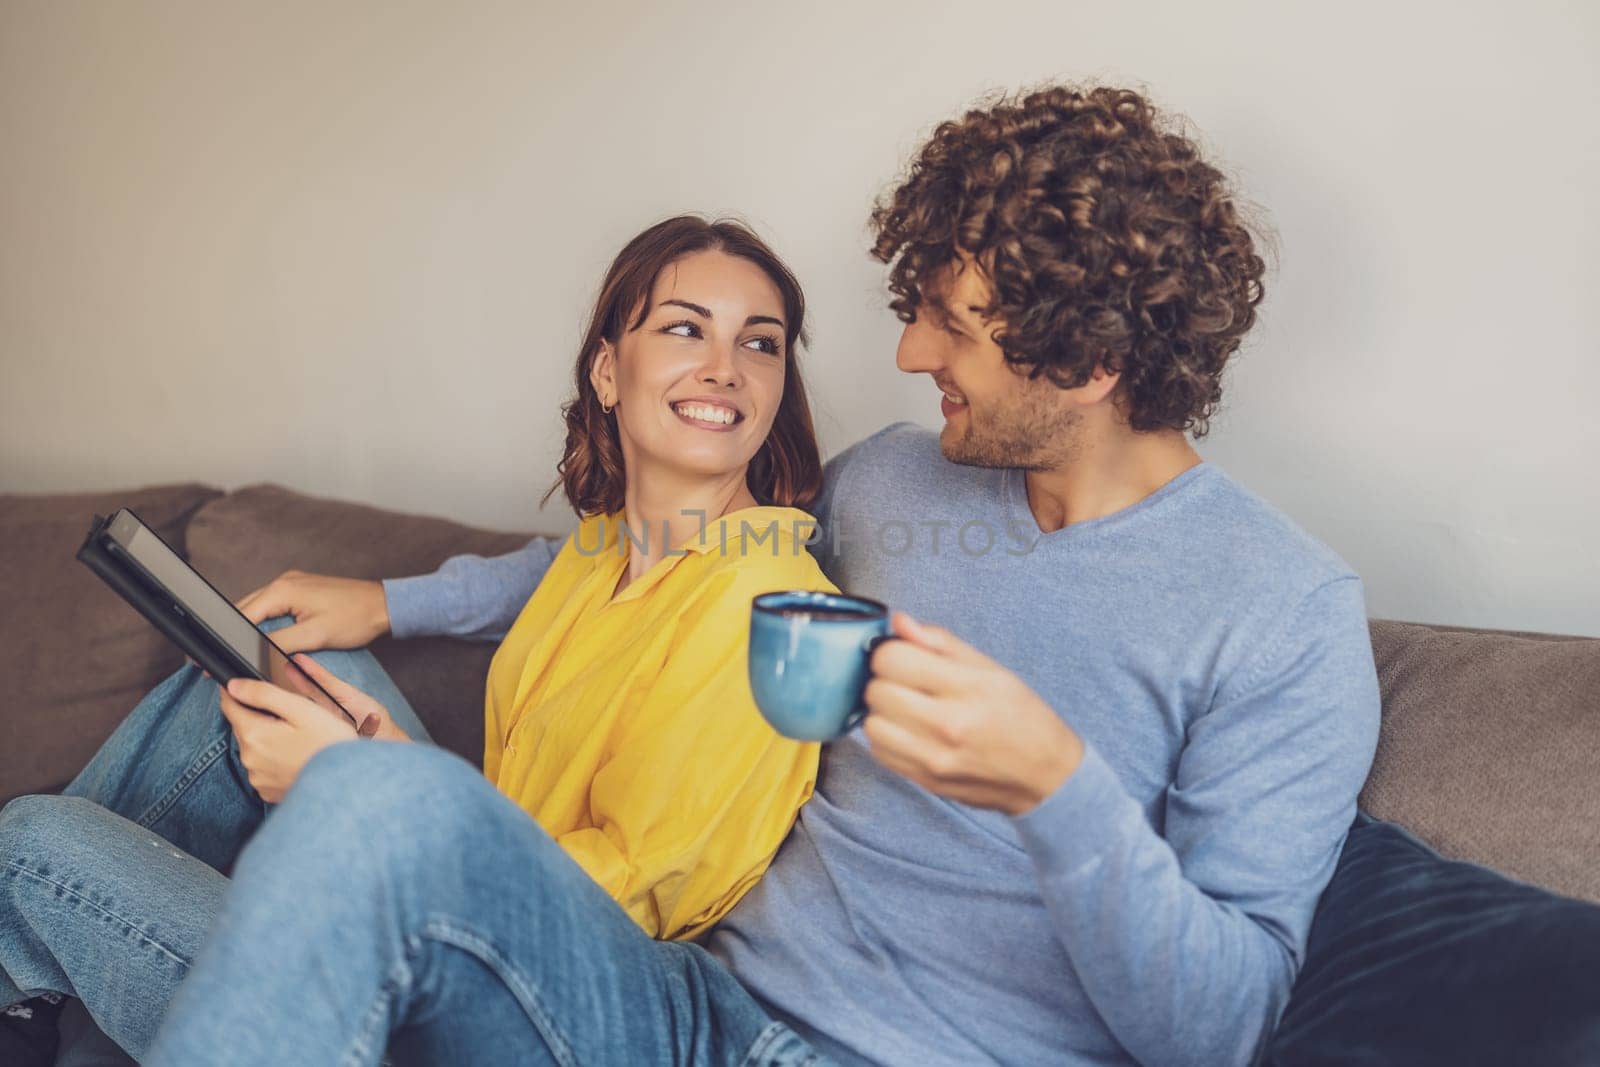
[589,342,617,405]
[1082,362,1122,405]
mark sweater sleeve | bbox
[1010,577,1381,1067]
[381,536,561,642]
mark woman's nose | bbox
[697,342,742,387]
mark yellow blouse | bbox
[483,505,835,941]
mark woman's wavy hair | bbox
[546,215,822,517]
[870,84,1268,437]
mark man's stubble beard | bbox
[939,387,1084,472]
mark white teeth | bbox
[673,402,738,425]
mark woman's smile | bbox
[670,396,745,432]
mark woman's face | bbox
[591,249,789,494]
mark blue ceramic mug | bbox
[748,591,892,741]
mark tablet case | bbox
[76,511,254,685]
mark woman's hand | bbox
[219,654,408,804]
[236,570,392,654]
[285,653,411,743]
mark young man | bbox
[707,85,1382,1067]
[702,87,1379,1064]
[48,85,1381,1065]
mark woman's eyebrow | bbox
[659,299,784,330]
[660,298,712,317]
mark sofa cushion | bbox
[1265,812,1600,1064]
[0,484,223,802]
[184,484,541,763]
[1361,620,1600,904]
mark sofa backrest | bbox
[0,483,223,797]
[1363,620,1599,903]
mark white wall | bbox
[2,0,1595,636]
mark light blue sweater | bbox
[382,423,1381,1066]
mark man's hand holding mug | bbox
[748,592,1083,815]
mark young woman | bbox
[0,215,835,1063]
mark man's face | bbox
[895,257,1082,471]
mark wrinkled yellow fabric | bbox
[483,506,833,941]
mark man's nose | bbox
[895,320,943,374]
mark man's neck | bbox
[1022,428,1202,534]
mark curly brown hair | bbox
[545,215,823,517]
[869,84,1266,437]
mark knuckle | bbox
[940,716,966,751]
[928,748,963,781]
[859,715,885,745]
[937,715,970,748]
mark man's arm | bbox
[1010,577,1380,1065]
[381,535,561,642]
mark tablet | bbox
[77,508,357,726]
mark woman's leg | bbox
[0,618,431,1054]
[0,794,226,1057]
[62,616,431,874]
[145,742,819,1067]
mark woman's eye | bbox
[663,321,701,338]
[745,336,782,356]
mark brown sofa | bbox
[4,481,1599,1062]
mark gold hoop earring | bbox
[600,398,614,415]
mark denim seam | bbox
[740,1020,810,1067]
[417,916,579,1066]
[136,734,231,829]
[341,952,416,1067]
[1,859,191,968]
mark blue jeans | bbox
[1,619,817,1065]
